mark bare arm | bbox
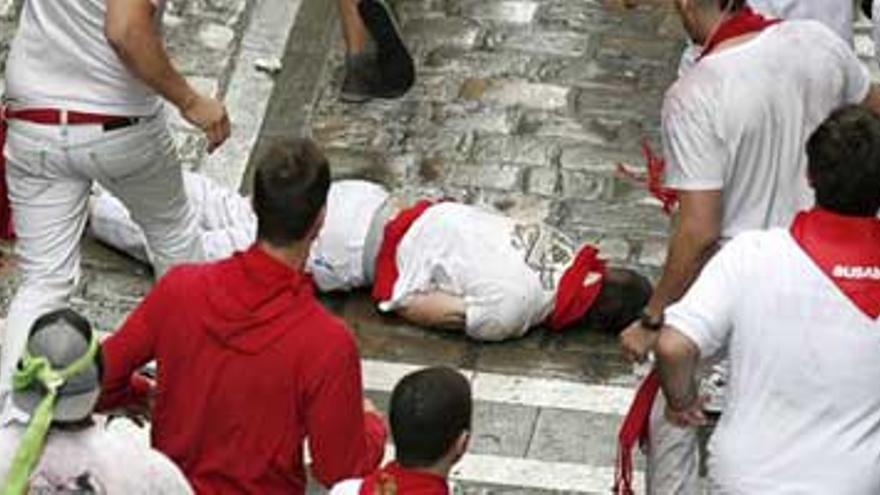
[105,0,230,151]
[396,291,467,331]
[655,325,706,427]
[863,84,880,117]
[619,190,721,362]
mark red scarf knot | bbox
[698,5,781,61]
[547,244,607,331]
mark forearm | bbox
[646,219,717,314]
[655,327,701,410]
[106,1,196,109]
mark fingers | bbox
[204,109,230,154]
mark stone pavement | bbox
[0,0,878,493]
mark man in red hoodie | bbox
[97,138,387,494]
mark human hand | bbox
[619,322,659,363]
[664,396,708,428]
[180,92,230,153]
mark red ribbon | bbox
[614,370,661,495]
[698,5,780,61]
[371,200,438,302]
[617,140,679,215]
[547,244,607,331]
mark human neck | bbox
[258,240,311,270]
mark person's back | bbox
[664,20,869,239]
[99,139,387,494]
[656,105,880,494]
[750,0,852,42]
[6,0,162,114]
[0,419,190,494]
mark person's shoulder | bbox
[292,303,359,353]
[720,229,793,263]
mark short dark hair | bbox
[583,268,652,336]
[390,366,472,468]
[807,105,880,216]
[251,138,331,246]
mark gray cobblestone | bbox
[403,17,482,51]
[448,162,522,191]
[483,28,591,57]
[460,78,571,111]
[457,0,540,25]
[472,135,557,167]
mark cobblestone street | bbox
[1,0,878,493]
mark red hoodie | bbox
[99,245,387,494]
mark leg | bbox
[645,391,701,495]
[395,291,466,331]
[89,171,255,263]
[84,115,204,277]
[1,122,91,398]
[337,0,369,54]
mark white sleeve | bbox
[329,479,364,495]
[823,24,871,104]
[661,90,727,191]
[665,237,747,358]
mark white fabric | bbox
[750,0,853,43]
[663,21,869,240]
[307,180,389,292]
[88,176,386,292]
[0,418,192,494]
[379,203,577,341]
[666,229,880,494]
[1,115,204,406]
[329,479,363,495]
[89,171,255,264]
[5,0,166,116]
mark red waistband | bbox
[1,107,130,126]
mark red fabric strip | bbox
[547,244,607,331]
[617,140,679,215]
[790,208,880,319]
[698,6,781,61]
[614,370,661,495]
[371,200,437,302]
[359,462,449,495]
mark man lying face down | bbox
[89,170,651,342]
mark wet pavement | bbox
[1,0,879,493]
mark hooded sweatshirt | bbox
[99,245,387,494]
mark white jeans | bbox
[1,112,204,398]
[89,170,255,264]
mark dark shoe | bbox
[864,0,873,19]
[356,0,415,98]
[340,53,384,103]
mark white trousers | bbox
[89,170,255,264]
[646,391,701,495]
[1,113,204,399]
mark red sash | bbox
[617,141,679,215]
[547,245,607,331]
[698,6,781,61]
[790,209,880,319]
[371,200,438,302]
[613,370,661,495]
[358,462,449,495]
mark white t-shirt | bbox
[5,0,165,115]
[663,21,869,240]
[378,203,578,341]
[751,0,852,43]
[307,180,390,292]
[0,419,192,494]
[667,230,880,494]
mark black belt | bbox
[102,117,141,132]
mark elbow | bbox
[104,22,130,56]
[655,327,699,367]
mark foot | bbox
[341,0,415,102]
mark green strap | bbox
[1,334,98,495]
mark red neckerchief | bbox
[0,107,14,240]
[371,200,439,302]
[358,462,449,495]
[614,370,661,495]
[698,5,781,61]
[790,208,880,319]
[547,245,607,331]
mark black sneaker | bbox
[340,53,383,103]
[354,0,415,98]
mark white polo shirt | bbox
[5,0,165,115]
[667,230,880,494]
[663,21,869,240]
[750,0,852,43]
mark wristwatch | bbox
[639,309,664,331]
